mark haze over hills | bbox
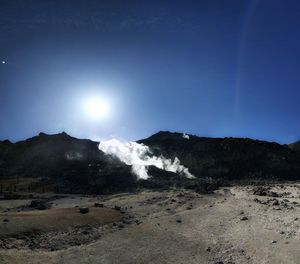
[1,131,300,195]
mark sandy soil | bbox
[1,184,300,264]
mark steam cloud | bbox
[182,133,190,139]
[99,139,195,180]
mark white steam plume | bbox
[182,133,190,139]
[99,139,195,180]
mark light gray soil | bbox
[1,184,300,264]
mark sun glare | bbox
[84,97,110,120]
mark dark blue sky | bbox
[0,0,300,143]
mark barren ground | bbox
[1,184,300,264]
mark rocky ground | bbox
[1,184,300,264]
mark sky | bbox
[1,0,300,144]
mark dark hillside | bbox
[0,132,136,194]
[139,131,300,180]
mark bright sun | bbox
[84,97,110,120]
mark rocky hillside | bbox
[139,131,300,181]
[0,132,136,194]
[1,131,300,195]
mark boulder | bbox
[29,200,50,210]
[79,207,89,214]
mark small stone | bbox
[118,224,125,229]
[114,206,121,211]
[176,219,182,223]
[271,240,277,244]
[240,216,248,221]
[3,219,9,223]
[79,207,89,214]
[206,246,211,252]
[94,203,104,207]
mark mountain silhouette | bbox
[1,131,300,194]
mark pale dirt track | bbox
[1,184,300,264]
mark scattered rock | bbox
[271,240,277,244]
[176,219,182,223]
[253,186,269,196]
[240,216,248,221]
[254,198,267,205]
[29,200,50,210]
[118,224,125,229]
[3,219,9,223]
[272,199,279,206]
[253,187,279,197]
[114,206,121,211]
[269,191,279,198]
[79,207,89,214]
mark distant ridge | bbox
[1,131,300,195]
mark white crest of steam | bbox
[98,139,195,180]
